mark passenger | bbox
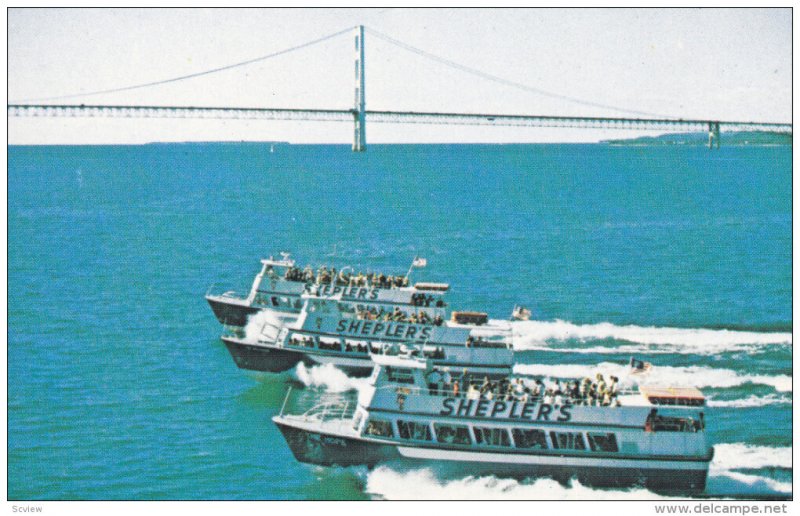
[514,378,525,394]
[453,380,460,397]
[433,315,444,326]
[553,379,563,396]
[609,376,619,395]
[425,369,439,394]
[532,379,544,398]
[467,383,480,400]
[596,373,607,394]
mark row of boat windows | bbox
[287,337,447,359]
[309,301,446,320]
[253,294,303,310]
[363,418,619,453]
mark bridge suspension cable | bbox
[365,27,673,119]
[12,26,355,104]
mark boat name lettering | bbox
[316,284,379,300]
[439,398,572,422]
[335,319,432,341]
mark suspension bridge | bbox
[8,25,792,151]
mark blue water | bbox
[8,143,791,500]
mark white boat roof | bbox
[262,257,296,268]
[414,282,450,292]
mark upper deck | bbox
[361,355,707,431]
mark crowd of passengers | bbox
[275,264,410,289]
[424,371,622,407]
[358,306,445,326]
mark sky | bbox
[7,7,793,145]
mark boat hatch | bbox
[451,311,489,325]
[641,387,705,407]
[414,282,450,292]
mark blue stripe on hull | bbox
[274,422,708,493]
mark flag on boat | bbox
[412,257,427,268]
[629,357,653,375]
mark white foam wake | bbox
[292,362,369,394]
[512,362,792,392]
[509,319,791,354]
[706,394,792,408]
[706,471,792,497]
[365,466,668,500]
[711,443,792,471]
[243,309,284,341]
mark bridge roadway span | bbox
[8,103,792,134]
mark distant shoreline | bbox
[601,130,791,146]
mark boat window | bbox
[344,341,369,354]
[364,419,394,438]
[549,431,586,451]
[587,432,619,452]
[397,420,432,441]
[512,428,548,449]
[473,426,511,447]
[271,296,279,306]
[652,416,701,433]
[288,335,315,348]
[434,423,471,445]
[385,367,415,384]
[318,339,342,352]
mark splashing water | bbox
[365,466,669,500]
[292,362,370,394]
[711,443,792,471]
[509,319,791,354]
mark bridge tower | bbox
[707,121,721,149]
[353,25,366,152]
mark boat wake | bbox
[512,362,792,393]
[363,443,792,500]
[712,443,792,470]
[507,319,792,355]
[706,443,792,498]
[705,393,791,408]
[364,466,667,500]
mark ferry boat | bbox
[273,354,713,493]
[220,297,513,377]
[206,254,451,327]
